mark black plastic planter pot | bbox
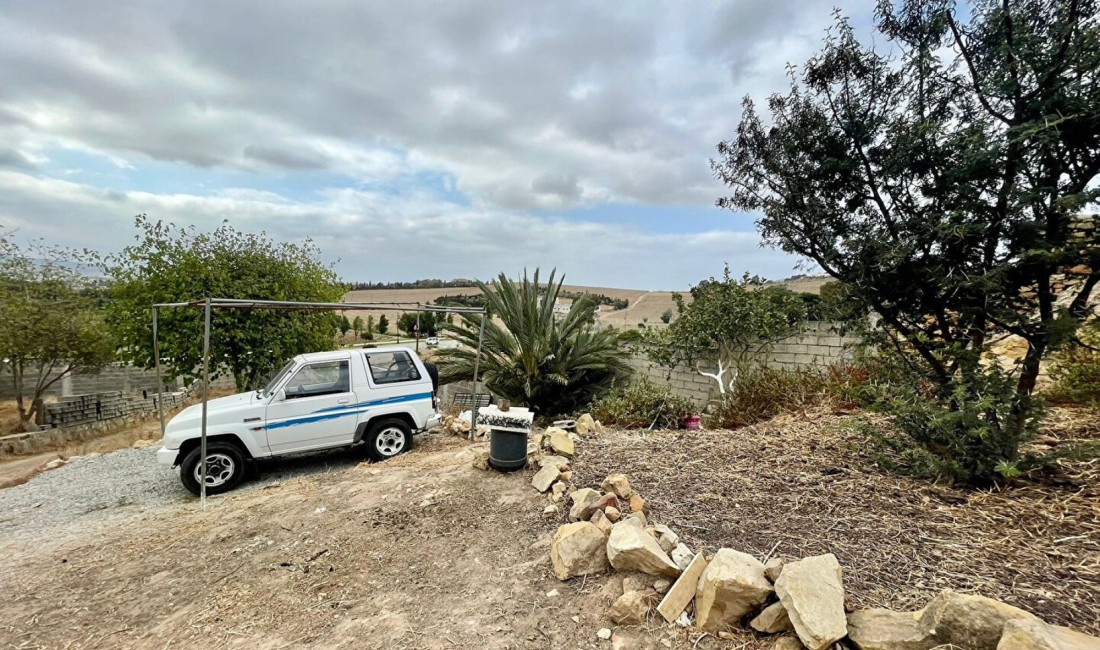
[488,428,528,472]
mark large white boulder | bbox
[694,548,773,632]
[774,554,847,650]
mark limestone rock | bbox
[550,522,610,580]
[653,578,671,595]
[611,590,655,624]
[648,524,679,554]
[671,543,694,571]
[539,454,571,471]
[544,426,569,437]
[543,505,558,515]
[695,548,774,632]
[576,413,596,435]
[770,638,805,650]
[44,458,67,470]
[559,470,573,482]
[549,430,575,457]
[764,557,784,582]
[568,488,602,521]
[600,473,632,498]
[628,494,648,514]
[752,601,794,634]
[595,492,620,513]
[606,519,681,577]
[916,589,1040,650]
[471,449,490,470]
[622,573,651,593]
[597,628,612,640]
[775,554,846,650]
[531,464,560,492]
[847,608,931,650]
[997,619,1100,650]
[590,509,613,536]
[626,511,647,527]
[605,506,621,522]
[594,420,606,434]
[656,553,708,624]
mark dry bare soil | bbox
[2,408,1096,649]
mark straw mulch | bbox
[572,407,1100,635]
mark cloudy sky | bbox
[0,1,871,289]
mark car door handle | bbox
[338,398,350,404]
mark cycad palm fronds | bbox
[437,268,630,416]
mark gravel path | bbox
[0,445,365,550]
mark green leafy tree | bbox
[437,269,631,415]
[377,314,389,335]
[352,315,363,338]
[712,0,1100,483]
[648,266,808,394]
[338,315,352,337]
[100,216,343,391]
[0,232,114,431]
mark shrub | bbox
[590,380,696,429]
[707,364,829,429]
[1048,323,1100,409]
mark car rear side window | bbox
[283,360,350,399]
[366,350,421,385]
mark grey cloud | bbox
[530,172,581,203]
[0,0,869,208]
[0,148,35,170]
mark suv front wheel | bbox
[179,441,247,496]
[365,418,413,462]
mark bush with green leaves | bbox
[589,380,696,429]
[1049,322,1100,409]
[437,269,630,417]
[706,364,829,430]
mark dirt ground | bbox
[2,408,1097,649]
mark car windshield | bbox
[258,359,296,397]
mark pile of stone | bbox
[547,473,1100,650]
[440,412,490,438]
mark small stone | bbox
[764,557,784,582]
[600,473,632,498]
[597,628,612,640]
[611,590,655,625]
[576,413,596,435]
[606,519,681,577]
[605,506,621,522]
[546,589,559,597]
[670,543,694,571]
[594,420,605,434]
[770,638,805,650]
[751,601,794,634]
[626,511,647,527]
[531,433,544,450]
[569,488,603,521]
[675,611,692,628]
[543,505,558,515]
[648,524,679,554]
[44,459,66,470]
[846,608,930,650]
[531,464,561,492]
[550,522,610,580]
[695,548,774,632]
[653,578,671,595]
[552,481,568,498]
[590,509,613,536]
[471,450,490,470]
[775,554,846,650]
[559,471,573,482]
[595,492,619,513]
[622,573,651,593]
[628,494,647,514]
[538,454,571,470]
[549,430,575,457]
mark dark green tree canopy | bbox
[101,216,344,390]
[713,0,1100,398]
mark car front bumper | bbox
[156,446,180,468]
[424,413,443,431]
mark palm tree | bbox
[437,269,631,416]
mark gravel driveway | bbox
[0,444,365,550]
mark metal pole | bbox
[469,312,487,434]
[152,306,167,438]
[415,306,420,353]
[200,297,212,508]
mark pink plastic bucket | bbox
[683,415,701,430]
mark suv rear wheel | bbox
[179,441,247,496]
[365,418,413,462]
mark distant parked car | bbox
[157,347,441,495]
[426,336,439,347]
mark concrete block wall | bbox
[43,388,192,429]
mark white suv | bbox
[157,347,441,495]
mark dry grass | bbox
[571,407,1100,636]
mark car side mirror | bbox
[273,389,286,402]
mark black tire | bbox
[179,441,247,496]
[364,418,413,462]
[423,361,439,393]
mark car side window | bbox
[283,360,350,399]
[366,351,421,385]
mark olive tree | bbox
[101,216,344,391]
[0,232,114,431]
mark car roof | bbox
[296,347,415,363]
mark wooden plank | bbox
[656,552,708,623]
